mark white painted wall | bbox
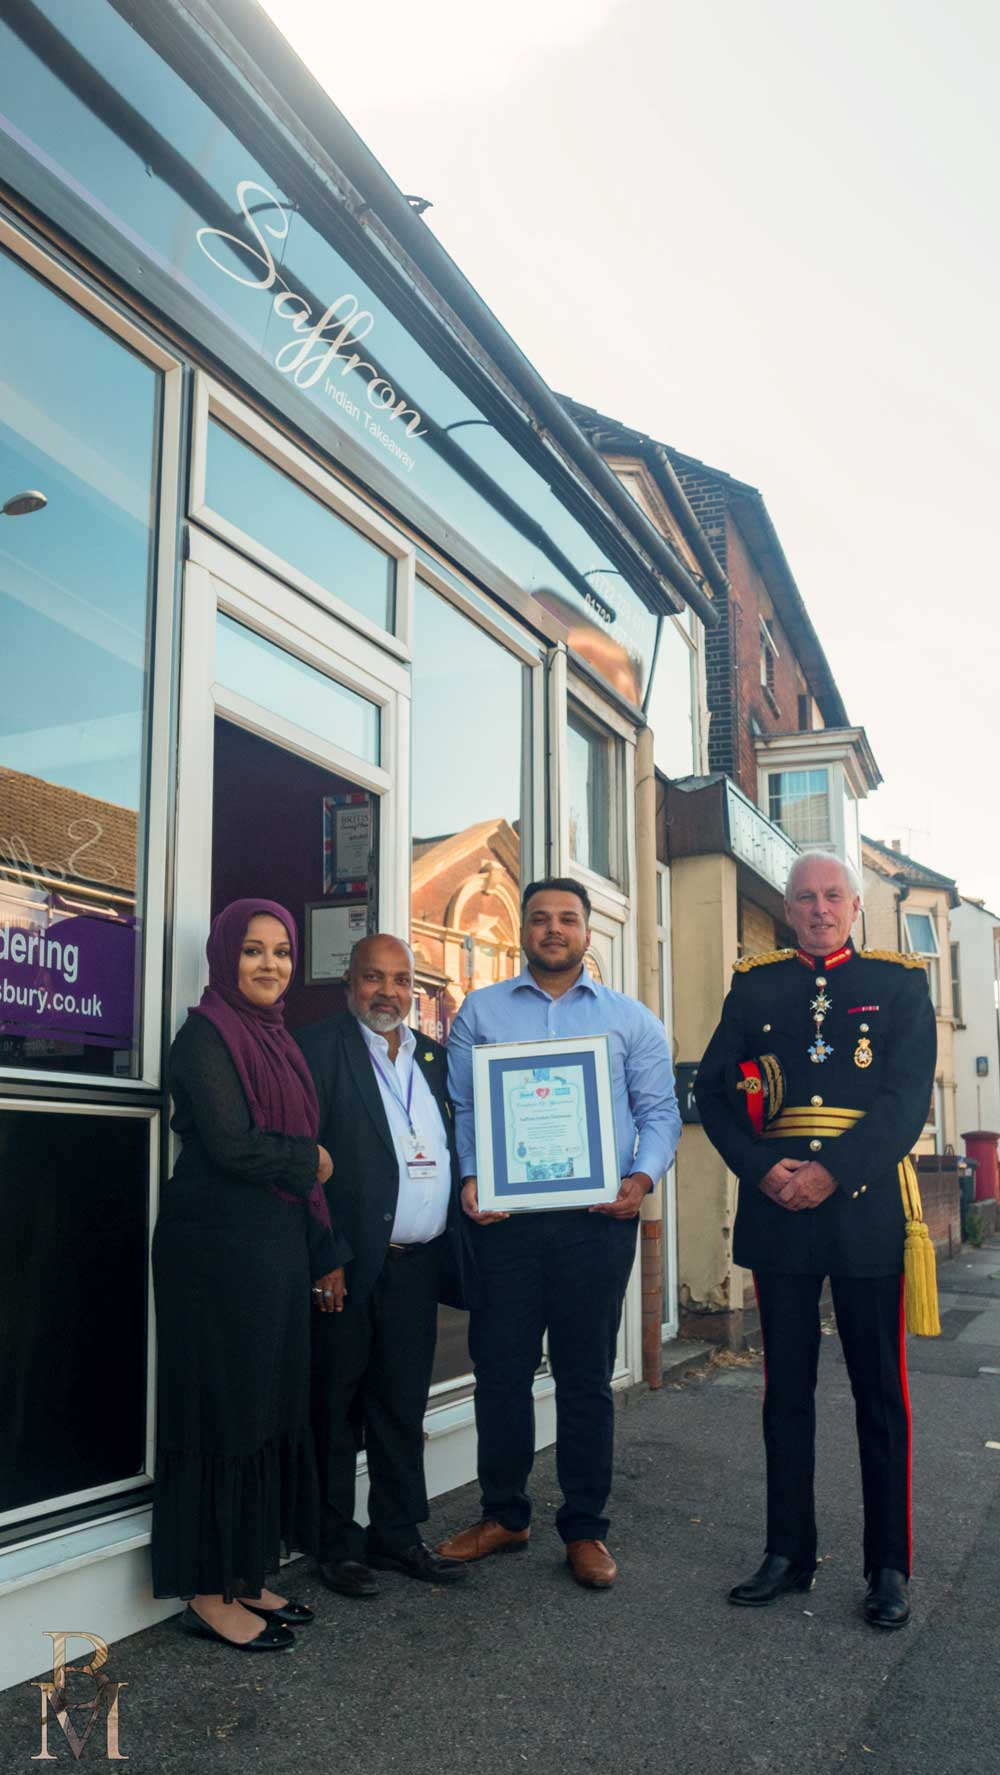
[952,898,1000,1138]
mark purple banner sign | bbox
[0,896,137,1049]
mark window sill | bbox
[0,1507,152,1599]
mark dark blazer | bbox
[693,945,937,1278]
[295,1013,480,1309]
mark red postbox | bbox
[962,1131,1000,1202]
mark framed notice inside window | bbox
[472,1035,619,1212]
[323,793,374,897]
[305,902,370,984]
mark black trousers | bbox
[310,1239,441,1562]
[469,1210,638,1544]
[754,1270,912,1577]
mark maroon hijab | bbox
[190,899,329,1227]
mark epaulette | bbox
[858,948,927,969]
[733,948,796,973]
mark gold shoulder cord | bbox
[859,948,928,970]
[733,948,796,974]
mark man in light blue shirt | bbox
[438,878,680,1589]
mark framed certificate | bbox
[472,1035,620,1212]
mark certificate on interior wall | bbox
[472,1035,620,1212]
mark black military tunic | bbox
[694,939,937,1578]
[695,941,937,1277]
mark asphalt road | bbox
[3,1241,999,1774]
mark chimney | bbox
[891,840,901,853]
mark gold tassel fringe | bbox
[898,1157,940,1337]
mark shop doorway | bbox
[211,718,375,1033]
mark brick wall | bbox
[914,1159,962,1258]
[669,464,810,801]
[740,897,778,957]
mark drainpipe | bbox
[634,725,664,1388]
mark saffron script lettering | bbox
[195,182,426,464]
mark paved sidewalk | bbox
[3,1241,1000,1774]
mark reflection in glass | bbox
[0,0,659,704]
[0,1109,149,1516]
[767,768,830,845]
[646,617,696,779]
[215,614,380,765]
[0,247,157,1077]
[567,710,612,880]
[205,421,395,633]
[410,583,528,1386]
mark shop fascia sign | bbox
[196,180,427,469]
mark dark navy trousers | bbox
[754,1270,912,1577]
[469,1209,638,1544]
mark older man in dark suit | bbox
[296,934,471,1596]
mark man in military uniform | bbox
[694,851,937,1629]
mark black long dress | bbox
[151,1015,346,1600]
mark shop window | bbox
[767,768,831,846]
[0,247,159,1077]
[204,421,395,634]
[409,581,529,1386]
[567,707,620,882]
[215,613,380,765]
[905,910,940,1008]
[645,615,698,779]
[0,1108,151,1522]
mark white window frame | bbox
[173,533,410,1021]
[0,1099,159,1531]
[657,862,679,1341]
[763,765,833,848]
[562,682,630,895]
[0,213,182,1094]
[189,374,416,659]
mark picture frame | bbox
[472,1034,620,1212]
[304,901,370,985]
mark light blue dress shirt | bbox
[447,967,681,1184]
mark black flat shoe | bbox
[179,1604,295,1651]
[241,1597,315,1626]
[367,1542,468,1584]
[728,1554,816,1607]
[318,1560,379,1598]
[864,1568,910,1629]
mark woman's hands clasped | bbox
[312,1266,346,1313]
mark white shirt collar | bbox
[355,1016,415,1061]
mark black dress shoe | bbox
[242,1597,315,1625]
[728,1554,816,1607]
[318,1560,379,1598]
[864,1568,910,1629]
[367,1541,468,1584]
[179,1604,295,1651]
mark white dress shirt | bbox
[356,1018,452,1245]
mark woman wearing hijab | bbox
[151,900,349,1651]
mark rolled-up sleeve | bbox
[447,998,479,1177]
[627,1007,682,1181]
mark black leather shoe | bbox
[728,1554,815,1607]
[318,1560,379,1598]
[367,1541,468,1584]
[864,1569,910,1629]
[242,1597,315,1625]
[179,1604,295,1651]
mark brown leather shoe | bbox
[566,1539,618,1588]
[435,1519,530,1562]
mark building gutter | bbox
[167,0,719,631]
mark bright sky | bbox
[261,0,1000,911]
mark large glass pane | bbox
[410,582,527,1386]
[215,613,380,764]
[0,0,660,705]
[646,617,696,779]
[0,1109,149,1518]
[205,421,395,632]
[567,709,613,879]
[0,247,158,1077]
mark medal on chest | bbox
[808,975,833,1065]
[854,1021,873,1068]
